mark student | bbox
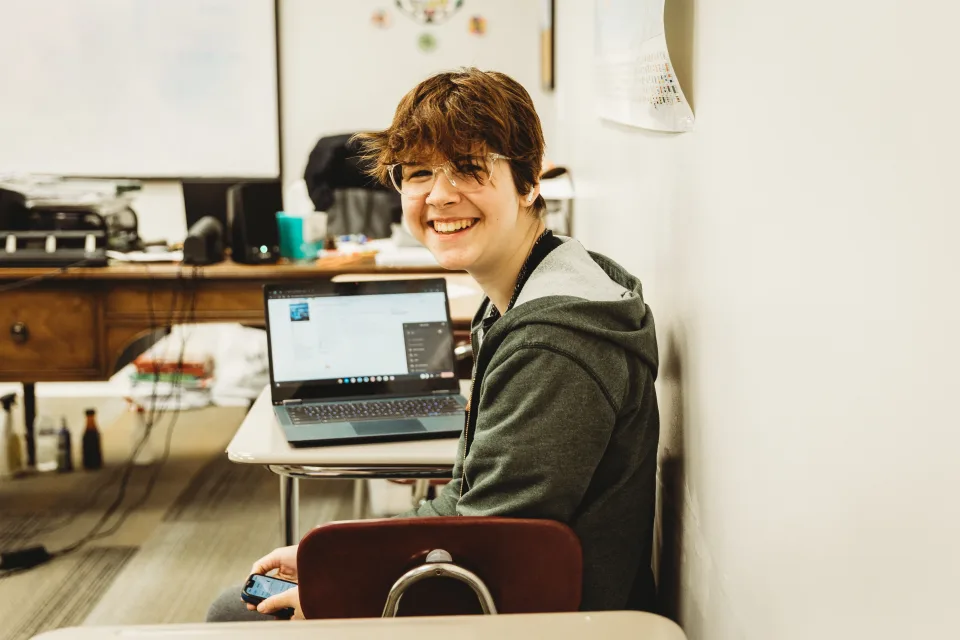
[207,68,659,621]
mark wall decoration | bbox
[395,0,464,25]
[540,0,555,91]
[595,0,694,132]
[417,32,438,52]
[468,15,487,36]
[370,8,392,28]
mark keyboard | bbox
[287,396,464,425]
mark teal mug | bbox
[276,212,312,261]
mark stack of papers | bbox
[107,250,183,263]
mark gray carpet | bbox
[0,406,353,639]
[6,547,138,640]
[84,462,352,627]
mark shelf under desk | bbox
[228,384,464,545]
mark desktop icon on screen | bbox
[289,302,310,322]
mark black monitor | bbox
[182,180,238,231]
[182,180,282,263]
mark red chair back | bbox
[297,516,582,619]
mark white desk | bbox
[31,611,687,640]
[227,383,465,544]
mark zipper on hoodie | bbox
[456,230,560,508]
[457,375,475,504]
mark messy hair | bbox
[354,68,546,216]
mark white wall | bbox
[133,0,552,244]
[280,0,554,193]
[552,1,960,639]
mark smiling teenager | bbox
[206,69,660,622]
[355,68,661,612]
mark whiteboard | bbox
[0,0,279,178]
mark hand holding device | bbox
[241,573,299,619]
[250,544,299,582]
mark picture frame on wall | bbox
[540,0,555,91]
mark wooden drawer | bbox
[0,291,100,376]
[105,284,265,323]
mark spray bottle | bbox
[1,393,24,479]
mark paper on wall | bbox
[595,0,694,132]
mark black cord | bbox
[1,260,121,539]
[0,266,203,578]
[27,466,125,536]
[21,267,179,539]
[0,260,89,294]
[53,268,199,554]
[81,269,200,543]
[96,269,200,537]
[13,266,183,539]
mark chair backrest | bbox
[297,516,582,619]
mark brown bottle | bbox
[81,409,103,470]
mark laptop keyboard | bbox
[287,396,464,425]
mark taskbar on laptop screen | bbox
[335,371,455,385]
[272,369,458,403]
[278,370,455,389]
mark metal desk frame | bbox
[269,464,453,545]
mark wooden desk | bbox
[30,611,688,639]
[0,261,481,465]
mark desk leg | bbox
[23,383,36,467]
[352,479,365,520]
[412,479,430,508]
[280,475,299,546]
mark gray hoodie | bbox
[401,237,660,611]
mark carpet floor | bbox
[0,405,353,640]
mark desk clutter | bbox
[1,403,105,480]
[131,345,214,394]
[0,174,141,268]
[126,324,270,411]
[0,165,573,271]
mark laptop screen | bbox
[264,279,458,401]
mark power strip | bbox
[0,545,52,570]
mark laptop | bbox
[264,278,467,447]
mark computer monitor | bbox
[182,179,281,263]
[182,180,234,231]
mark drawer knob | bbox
[10,322,29,344]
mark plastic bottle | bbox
[34,415,59,472]
[1,393,24,479]
[57,418,74,472]
[82,408,103,470]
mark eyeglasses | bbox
[387,153,511,197]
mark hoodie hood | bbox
[457,237,662,610]
[476,238,659,379]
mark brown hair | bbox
[354,68,546,216]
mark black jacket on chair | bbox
[303,134,401,238]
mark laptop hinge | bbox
[281,399,303,405]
